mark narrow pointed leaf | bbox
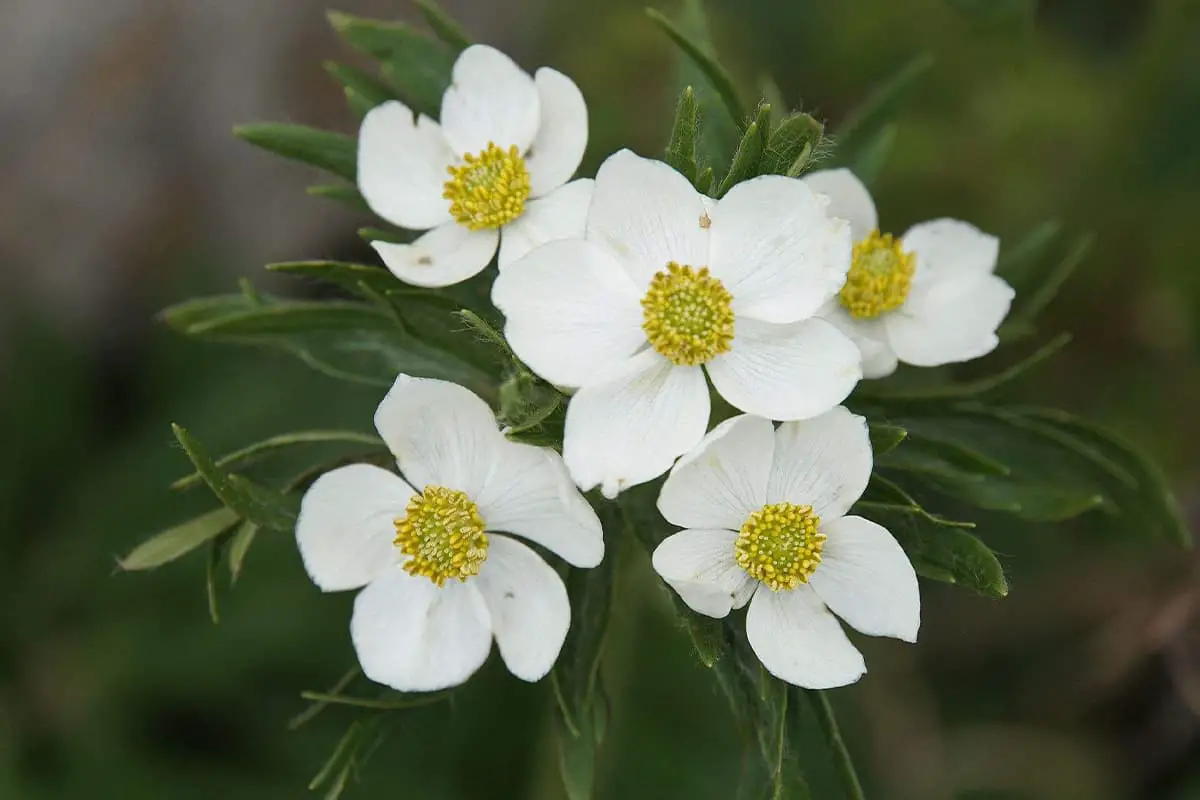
[1003,233,1094,334]
[414,0,472,52]
[836,52,934,146]
[758,112,824,177]
[717,115,766,196]
[266,260,399,296]
[227,519,259,583]
[306,184,371,213]
[868,421,907,456]
[172,430,384,490]
[646,7,745,126]
[848,121,898,186]
[233,123,356,181]
[323,61,396,112]
[695,166,714,194]
[119,507,240,571]
[665,86,699,182]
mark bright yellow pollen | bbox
[734,502,826,591]
[394,486,488,586]
[838,229,916,319]
[443,142,531,230]
[641,262,735,366]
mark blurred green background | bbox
[2,0,1198,798]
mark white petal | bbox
[440,45,540,156]
[474,535,570,681]
[351,568,492,692]
[902,218,1000,286]
[492,237,644,388]
[706,316,861,421]
[767,406,872,520]
[498,178,593,271]
[295,464,414,592]
[373,222,498,288]
[810,516,920,642]
[374,375,502,497]
[884,273,1014,367]
[651,529,756,618]
[745,585,865,689]
[357,101,454,230]
[802,168,878,242]
[820,302,899,380]
[474,443,604,568]
[657,415,774,531]
[525,67,588,197]
[586,149,709,290]
[563,349,710,498]
[709,175,852,323]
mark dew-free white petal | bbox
[651,528,757,618]
[802,168,878,242]
[493,237,643,389]
[709,175,851,324]
[657,415,774,531]
[372,222,498,288]
[357,101,455,230]
[766,406,872,520]
[884,273,1014,366]
[473,534,571,682]
[497,178,594,271]
[902,218,1000,286]
[563,349,710,498]
[350,568,492,692]
[474,443,604,568]
[440,45,540,156]
[586,149,709,290]
[295,464,415,592]
[810,515,920,642]
[706,316,861,421]
[745,585,866,689]
[374,375,503,499]
[525,67,589,197]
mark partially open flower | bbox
[804,168,1015,378]
[493,149,860,498]
[651,410,919,689]
[295,375,603,692]
[357,45,591,287]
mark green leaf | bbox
[266,260,399,297]
[1012,408,1190,546]
[327,12,454,118]
[803,690,866,800]
[868,421,907,456]
[847,121,897,186]
[499,372,564,437]
[717,104,770,196]
[665,86,699,183]
[233,123,356,181]
[298,689,451,711]
[178,299,393,336]
[359,225,412,244]
[289,667,361,730]
[685,614,727,668]
[836,53,935,149]
[1003,233,1094,335]
[996,219,1062,288]
[227,519,259,583]
[306,184,371,213]
[171,425,299,531]
[857,503,1008,597]
[414,0,472,53]
[172,430,383,490]
[119,507,240,571]
[880,433,1011,478]
[695,166,714,194]
[646,7,745,126]
[206,532,229,624]
[323,61,396,115]
[758,112,824,177]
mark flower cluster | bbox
[297,44,1015,692]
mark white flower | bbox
[803,168,1016,379]
[356,44,591,287]
[651,409,919,689]
[294,375,603,692]
[493,149,861,498]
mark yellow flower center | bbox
[838,230,916,319]
[443,142,531,230]
[641,262,735,366]
[734,502,826,591]
[394,486,488,586]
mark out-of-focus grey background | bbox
[2,1,1199,798]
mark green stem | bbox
[806,689,866,800]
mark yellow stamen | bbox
[838,229,916,319]
[443,142,530,230]
[641,262,735,366]
[394,486,488,586]
[734,502,825,591]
